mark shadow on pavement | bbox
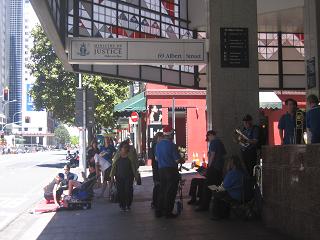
[36,162,68,169]
[34,174,291,240]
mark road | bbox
[0,151,69,236]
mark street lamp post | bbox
[2,99,17,113]
[12,111,22,123]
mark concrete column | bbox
[206,0,259,155]
[305,0,320,97]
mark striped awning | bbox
[114,92,146,112]
[259,92,282,109]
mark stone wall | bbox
[262,144,320,240]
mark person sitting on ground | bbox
[60,164,77,190]
[209,155,246,220]
[87,139,100,165]
[110,141,139,211]
[64,164,77,181]
[43,173,65,206]
[67,163,97,196]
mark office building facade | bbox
[0,0,10,127]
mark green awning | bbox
[114,92,146,112]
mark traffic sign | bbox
[130,112,139,123]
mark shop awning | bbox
[114,92,146,112]
[259,92,282,109]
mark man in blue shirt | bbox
[278,99,298,145]
[240,114,259,176]
[155,126,182,218]
[306,94,320,144]
[196,130,226,211]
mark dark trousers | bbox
[211,191,234,219]
[116,176,134,209]
[189,178,205,201]
[241,148,257,176]
[44,188,63,202]
[199,167,222,209]
[157,167,179,215]
[152,159,160,207]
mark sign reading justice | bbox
[68,38,206,65]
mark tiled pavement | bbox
[29,171,292,240]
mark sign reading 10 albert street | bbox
[68,38,206,65]
[220,28,249,68]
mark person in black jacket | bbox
[87,139,100,165]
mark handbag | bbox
[136,173,142,185]
[109,182,118,203]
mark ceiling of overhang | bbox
[258,7,304,33]
[188,0,304,33]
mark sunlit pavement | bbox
[1,160,291,240]
[0,150,68,238]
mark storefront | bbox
[146,83,207,162]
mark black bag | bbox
[109,182,118,203]
[136,173,142,185]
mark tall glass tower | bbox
[0,0,10,124]
[9,0,23,124]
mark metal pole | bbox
[82,85,87,175]
[78,73,87,176]
[172,97,176,143]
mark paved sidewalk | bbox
[24,171,291,240]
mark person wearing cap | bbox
[155,126,183,218]
[196,130,226,211]
[241,114,259,175]
[306,94,320,144]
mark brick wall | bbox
[262,144,320,240]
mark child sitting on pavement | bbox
[43,173,65,206]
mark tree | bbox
[70,136,79,146]
[54,125,70,145]
[28,25,129,127]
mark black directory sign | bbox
[220,28,249,68]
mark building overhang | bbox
[30,0,72,72]
[30,0,305,90]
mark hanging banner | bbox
[68,38,206,65]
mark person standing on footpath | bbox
[306,94,320,144]
[155,126,183,218]
[150,132,164,209]
[110,141,137,211]
[278,99,299,145]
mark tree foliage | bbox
[28,25,129,128]
[54,125,70,145]
[70,136,79,146]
